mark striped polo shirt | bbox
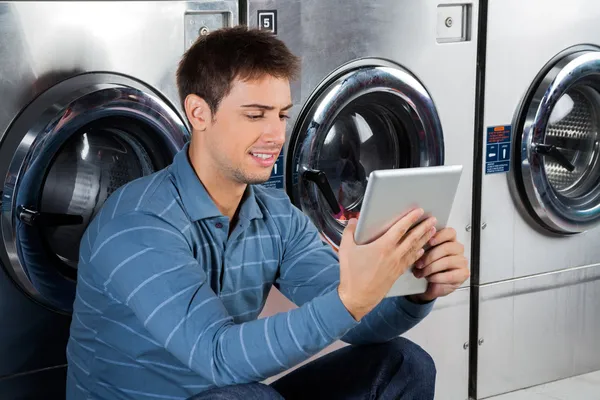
[66,143,434,400]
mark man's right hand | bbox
[337,208,437,321]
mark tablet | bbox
[353,165,463,297]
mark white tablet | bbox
[353,165,463,297]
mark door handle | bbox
[533,144,575,172]
[302,169,342,215]
[17,206,84,227]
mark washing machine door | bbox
[286,59,444,249]
[0,73,189,313]
[514,48,600,234]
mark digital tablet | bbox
[353,165,463,297]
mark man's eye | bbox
[246,114,264,120]
[280,115,290,120]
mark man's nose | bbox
[263,118,286,145]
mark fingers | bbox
[414,255,468,279]
[423,267,470,285]
[340,218,358,248]
[395,216,437,258]
[420,282,458,301]
[381,208,425,244]
[415,241,464,270]
[428,227,457,247]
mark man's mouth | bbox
[250,152,275,160]
[249,150,279,167]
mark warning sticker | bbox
[485,125,512,174]
[261,154,284,190]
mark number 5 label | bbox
[258,10,277,34]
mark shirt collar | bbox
[170,143,263,222]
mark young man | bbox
[66,27,469,400]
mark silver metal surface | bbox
[477,264,600,398]
[0,0,238,379]
[480,0,600,284]
[249,1,478,399]
[403,288,471,400]
[436,4,470,43]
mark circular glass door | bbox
[0,73,189,312]
[286,59,444,248]
[513,47,600,234]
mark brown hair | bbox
[176,26,300,115]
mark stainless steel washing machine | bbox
[477,0,600,397]
[0,1,237,398]
[249,1,479,399]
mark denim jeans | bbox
[188,336,436,400]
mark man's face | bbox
[201,75,292,185]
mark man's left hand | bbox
[409,227,469,303]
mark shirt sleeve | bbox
[276,205,434,345]
[89,211,358,386]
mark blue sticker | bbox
[261,154,284,190]
[485,125,512,174]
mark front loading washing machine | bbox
[476,0,600,397]
[250,1,480,399]
[0,2,238,398]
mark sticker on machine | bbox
[485,125,512,174]
[260,153,284,190]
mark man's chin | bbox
[236,172,272,185]
[245,176,272,185]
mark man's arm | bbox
[275,206,434,345]
[89,211,358,386]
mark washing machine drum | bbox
[0,73,188,312]
[286,59,444,248]
[40,121,155,269]
[514,48,600,234]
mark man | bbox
[66,26,469,400]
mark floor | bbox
[489,370,600,400]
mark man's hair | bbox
[176,26,300,115]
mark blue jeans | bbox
[188,337,436,400]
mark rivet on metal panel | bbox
[445,17,453,27]
[463,342,469,350]
[465,224,472,232]
[478,338,484,346]
[199,26,210,36]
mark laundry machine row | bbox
[0,1,478,399]
[3,1,599,399]
[474,0,600,398]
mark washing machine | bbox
[0,1,238,398]
[476,0,600,397]
[249,1,479,399]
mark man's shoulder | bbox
[105,169,183,218]
[90,168,189,237]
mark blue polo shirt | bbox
[66,144,434,400]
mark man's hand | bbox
[409,227,469,303]
[337,209,438,321]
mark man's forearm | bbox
[340,296,434,345]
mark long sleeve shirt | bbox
[66,144,434,400]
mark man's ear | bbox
[184,94,212,132]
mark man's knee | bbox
[389,337,437,384]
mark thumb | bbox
[341,218,358,247]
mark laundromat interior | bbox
[1,0,600,399]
